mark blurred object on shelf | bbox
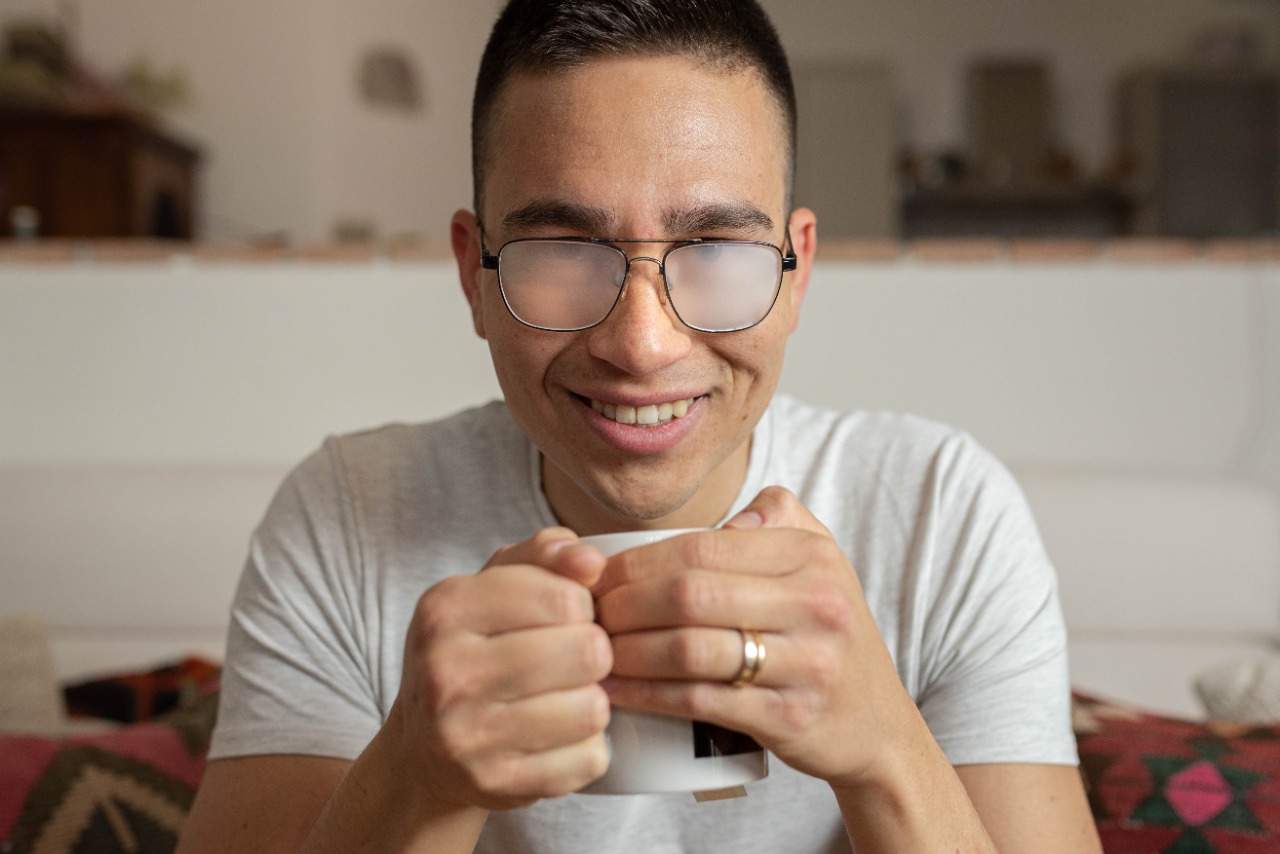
[10,205,39,241]
[120,55,192,114]
[1118,68,1278,238]
[334,218,375,243]
[902,185,1132,239]
[967,59,1051,189]
[1191,22,1261,69]
[0,19,192,119]
[0,21,71,111]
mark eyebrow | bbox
[662,202,776,237]
[497,199,777,238]
[500,201,616,234]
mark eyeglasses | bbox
[479,234,797,333]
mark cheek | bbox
[486,327,562,399]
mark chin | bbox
[587,474,704,526]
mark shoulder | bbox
[263,401,527,529]
[323,400,517,470]
[767,393,1001,488]
[765,395,1031,552]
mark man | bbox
[180,1,1102,852]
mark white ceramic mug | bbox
[577,528,768,796]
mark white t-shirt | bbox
[210,395,1076,854]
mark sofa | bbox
[3,464,1279,853]
[4,250,1280,851]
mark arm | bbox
[957,763,1100,854]
[179,530,612,854]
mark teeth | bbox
[590,396,696,427]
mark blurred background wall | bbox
[3,0,1278,242]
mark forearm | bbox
[831,710,997,854]
[300,719,488,854]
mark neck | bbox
[540,439,752,536]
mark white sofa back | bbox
[2,254,1279,717]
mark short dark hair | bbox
[471,0,796,219]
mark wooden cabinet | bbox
[0,110,200,238]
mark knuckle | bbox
[577,625,613,679]
[436,714,482,763]
[684,681,719,720]
[416,577,463,630]
[681,529,724,570]
[584,687,612,733]
[532,526,574,552]
[423,649,479,709]
[801,645,843,691]
[759,484,797,506]
[805,580,852,631]
[584,736,611,780]
[670,629,712,674]
[772,688,822,732]
[468,757,513,797]
[543,578,591,624]
[669,571,716,621]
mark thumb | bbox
[723,485,832,537]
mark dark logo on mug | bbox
[692,722,761,758]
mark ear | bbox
[451,209,487,339]
[783,207,817,334]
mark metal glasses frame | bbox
[478,233,798,333]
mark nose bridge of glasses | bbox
[619,253,670,303]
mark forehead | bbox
[480,55,789,234]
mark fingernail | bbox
[724,510,763,529]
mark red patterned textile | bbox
[1,668,218,854]
[1073,691,1280,853]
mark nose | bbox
[585,256,693,375]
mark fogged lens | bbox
[664,242,783,332]
[497,240,626,330]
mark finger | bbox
[609,626,784,687]
[418,564,595,636]
[460,683,612,757]
[595,567,806,634]
[460,623,612,700]
[592,527,817,598]
[596,676,768,742]
[723,485,834,537]
[482,733,611,802]
[486,527,607,588]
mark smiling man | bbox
[178,2,1102,853]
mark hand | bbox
[593,487,920,789]
[387,528,613,811]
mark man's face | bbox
[453,54,816,534]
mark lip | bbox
[571,392,705,455]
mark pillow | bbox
[63,656,221,724]
[1196,656,1280,724]
[0,690,217,854]
[1073,690,1280,853]
[0,614,63,734]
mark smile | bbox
[589,396,696,427]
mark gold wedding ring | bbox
[731,628,766,687]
